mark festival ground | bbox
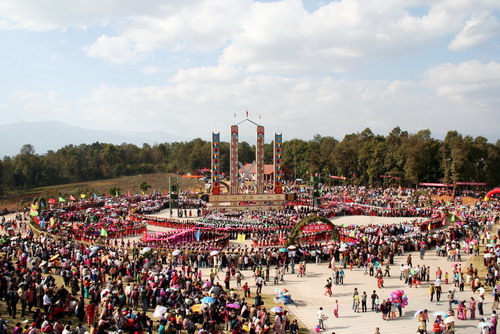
[2,209,492,334]
[136,211,485,333]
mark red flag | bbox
[70,195,76,201]
[48,198,57,204]
[127,191,131,197]
[246,110,248,118]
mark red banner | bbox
[418,183,454,187]
[301,224,332,233]
[330,175,347,180]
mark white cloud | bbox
[4,60,497,140]
[423,60,500,106]
[0,0,178,30]
[84,35,144,64]
[220,0,497,74]
[3,0,498,69]
[9,90,70,114]
[1,1,499,142]
[141,66,163,75]
[448,11,500,50]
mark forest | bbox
[0,127,498,193]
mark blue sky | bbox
[0,0,499,142]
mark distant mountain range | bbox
[0,121,188,157]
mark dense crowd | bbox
[0,185,498,334]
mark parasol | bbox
[153,306,168,318]
[49,254,60,261]
[202,296,215,304]
[172,250,181,256]
[478,321,493,328]
[444,316,455,324]
[414,309,425,318]
[270,306,283,313]
[433,311,447,317]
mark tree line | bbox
[0,127,498,193]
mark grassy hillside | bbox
[0,173,205,210]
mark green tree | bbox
[140,181,151,193]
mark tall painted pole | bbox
[230,125,239,194]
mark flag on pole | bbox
[70,195,76,201]
[93,192,98,199]
[58,197,66,202]
[100,228,108,237]
[50,217,55,227]
[40,218,45,229]
[30,204,39,217]
[127,191,131,197]
[195,229,201,241]
[115,190,119,197]
[246,110,249,118]
[48,198,57,204]
[80,194,86,199]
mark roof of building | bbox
[239,163,275,175]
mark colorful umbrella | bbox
[414,310,425,318]
[433,311,447,317]
[202,296,215,304]
[270,306,283,313]
[49,254,60,261]
[153,306,168,318]
[478,321,493,328]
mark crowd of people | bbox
[0,185,497,334]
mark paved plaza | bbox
[143,213,487,333]
[198,216,487,334]
[22,210,489,333]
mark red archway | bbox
[485,188,500,201]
